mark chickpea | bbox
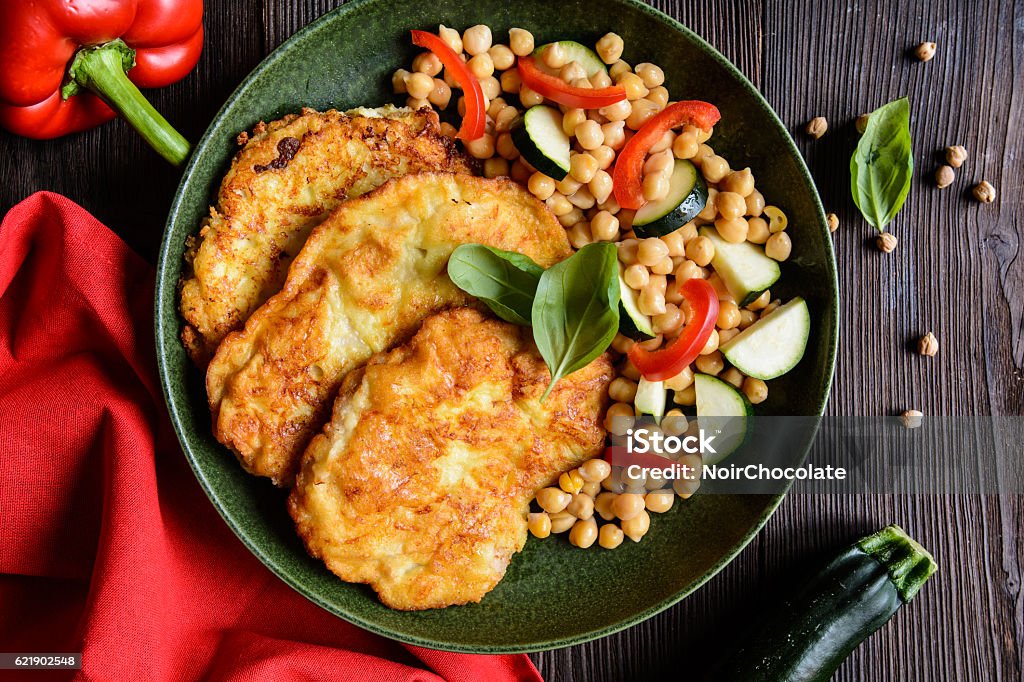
[528,512,551,538]
[464,133,495,160]
[567,493,595,521]
[643,172,671,202]
[738,308,759,328]
[569,518,598,548]
[718,327,739,344]
[664,366,694,391]
[649,129,675,153]
[575,120,604,150]
[438,24,463,53]
[765,232,793,261]
[488,44,515,70]
[695,350,724,375]
[591,144,616,170]
[467,52,494,79]
[645,491,674,513]
[721,168,755,196]
[611,332,635,354]
[637,238,670,267]
[638,285,667,316]
[717,301,741,329]
[612,493,645,521]
[425,79,451,109]
[745,189,765,216]
[715,216,749,243]
[549,510,576,533]
[407,96,430,112]
[692,142,714,165]
[536,487,571,513]
[697,187,718,221]
[743,377,768,404]
[764,205,788,232]
[720,367,744,389]
[595,491,619,520]
[617,73,649,100]
[653,304,683,334]
[591,70,613,89]
[559,108,585,138]
[675,259,705,283]
[626,99,659,130]
[702,155,731,183]
[567,221,592,248]
[617,238,639,264]
[746,216,770,244]
[570,153,599,184]
[570,76,593,90]
[608,60,632,79]
[560,60,588,83]
[392,68,410,94]
[591,210,620,242]
[644,149,674,175]
[439,121,458,138]
[528,172,556,200]
[567,188,595,212]
[508,28,534,56]
[496,132,518,160]
[556,175,582,196]
[510,159,531,184]
[604,401,635,435]
[662,408,689,436]
[479,75,501,100]
[519,85,544,107]
[599,523,625,549]
[542,42,567,69]
[483,158,509,178]
[647,86,670,109]
[500,68,522,94]
[601,121,626,150]
[463,24,492,56]
[675,385,697,406]
[621,509,651,541]
[589,170,614,204]
[405,71,434,100]
[596,32,625,64]
[621,264,648,291]
[699,329,720,355]
[580,458,612,483]
[600,98,632,122]
[672,130,699,159]
[685,235,715,267]
[581,480,602,497]
[651,256,674,276]
[717,191,747,220]
[760,299,782,318]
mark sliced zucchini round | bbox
[695,373,751,465]
[699,226,781,306]
[720,297,810,380]
[532,41,607,78]
[617,262,654,339]
[633,160,708,238]
[635,377,667,420]
[510,105,570,180]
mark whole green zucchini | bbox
[716,525,937,681]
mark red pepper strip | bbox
[0,0,202,165]
[410,30,485,142]
[628,278,720,382]
[517,56,627,109]
[612,100,722,210]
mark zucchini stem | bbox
[857,524,938,602]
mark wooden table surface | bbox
[2,1,1021,679]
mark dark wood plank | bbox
[1,1,1020,680]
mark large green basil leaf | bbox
[850,97,914,231]
[532,242,620,400]
[447,244,544,326]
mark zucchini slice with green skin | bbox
[634,377,667,421]
[720,297,810,380]
[699,226,781,306]
[532,41,607,77]
[633,160,708,238]
[617,262,654,339]
[695,373,751,464]
[714,525,938,682]
[510,105,570,180]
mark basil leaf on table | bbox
[447,244,544,325]
[532,242,620,401]
[850,97,914,232]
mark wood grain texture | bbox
[1,1,1020,679]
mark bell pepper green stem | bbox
[65,40,191,166]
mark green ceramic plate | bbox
[155,0,838,653]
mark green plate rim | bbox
[155,0,838,653]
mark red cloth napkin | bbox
[0,192,542,682]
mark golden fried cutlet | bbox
[178,105,472,365]
[206,172,573,486]
[289,307,614,610]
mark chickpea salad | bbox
[396,26,810,550]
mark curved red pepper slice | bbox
[628,278,719,382]
[517,56,626,109]
[410,30,486,142]
[612,100,721,210]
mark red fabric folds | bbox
[0,192,541,682]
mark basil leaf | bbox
[850,97,914,231]
[532,242,620,401]
[447,244,544,325]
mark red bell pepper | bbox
[410,30,485,142]
[628,278,719,381]
[517,56,627,110]
[0,0,203,166]
[612,100,721,210]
